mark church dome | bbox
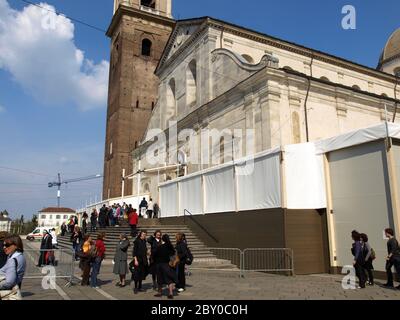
[378,28,400,75]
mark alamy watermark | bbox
[342,5,356,30]
[145,122,256,175]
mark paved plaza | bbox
[20,241,400,301]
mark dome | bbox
[378,28,400,75]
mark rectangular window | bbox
[56,215,61,220]
[41,215,46,219]
[64,215,68,219]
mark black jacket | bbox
[176,241,189,261]
[133,238,148,266]
[40,234,53,250]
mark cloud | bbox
[0,105,5,113]
[0,0,109,111]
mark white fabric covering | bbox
[179,175,203,215]
[314,123,400,154]
[284,143,327,209]
[204,166,236,213]
[236,152,281,210]
[159,182,178,218]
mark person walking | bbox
[0,232,10,268]
[153,234,178,299]
[132,231,149,294]
[61,223,67,236]
[351,230,366,289]
[383,228,400,289]
[90,209,98,232]
[82,212,88,235]
[99,205,107,228]
[139,198,148,218]
[68,217,75,234]
[360,233,374,286]
[128,209,139,238]
[175,233,190,292]
[148,230,162,290]
[50,228,58,249]
[153,203,160,219]
[71,226,83,261]
[147,198,154,219]
[113,234,130,287]
[0,235,26,300]
[37,230,52,267]
[79,235,94,286]
[91,233,106,289]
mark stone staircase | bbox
[57,219,237,270]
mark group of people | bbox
[0,232,26,300]
[351,228,400,289]
[74,233,106,288]
[112,230,193,299]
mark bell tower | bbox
[103,0,174,200]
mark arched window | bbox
[352,85,361,90]
[283,66,293,71]
[320,76,330,82]
[381,93,389,98]
[141,39,152,56]
[292,112,301,144]
[141,0,156,8]
[166,78,176,125]
[242,54,254,64]
[186,60,197,107]
[143,183,150,193]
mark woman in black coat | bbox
[175,233,189,292]
[147,230,162,290]
[132,231,149,294]
[153,234,178,299]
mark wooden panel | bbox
[285,210,330,275]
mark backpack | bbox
[370,248,376,260]
[185,247,194,266]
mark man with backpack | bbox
[384,228,400,289]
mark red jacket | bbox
[129,212,138,226]
[95,240,106,259]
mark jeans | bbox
[130,225,137,237]
[177,262,186,289]
[354,262,366,288]
[90,221,97,232]
[91,257,103,287]
[386,257,400,285]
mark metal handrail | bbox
[183,209,219,243]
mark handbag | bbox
[169,255,180,269]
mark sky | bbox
[0,0,399,219]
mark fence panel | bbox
[243,248,294,276]
[23,248,75,284]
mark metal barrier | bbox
[23,248,76,286]
[243,248,294,276]
[187,248,294,278]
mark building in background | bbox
[38,207,76,229]
[0,211,11,232]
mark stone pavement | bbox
[21,240,400,300]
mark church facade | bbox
[130,16,400,201]
[103,1,400,274]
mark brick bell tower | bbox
[103,0,174,200]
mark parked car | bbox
[26,227,49,241]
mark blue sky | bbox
[0,0,399,219]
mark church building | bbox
[103,0,400,274]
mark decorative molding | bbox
[210,48,279,71]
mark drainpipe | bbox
[304,54,314,142]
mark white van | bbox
[26,227,49,241]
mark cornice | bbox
[106,5,175,38]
